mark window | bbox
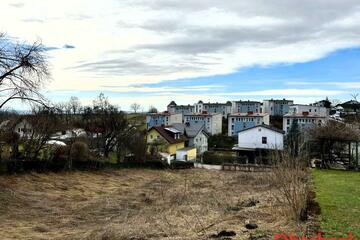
[150,135,153,139]
[262,137,267,144]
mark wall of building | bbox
[176,147,197,161]
[238,127,284,150]
[282,116,327,134]
[192,131,208,155]
[289,105,328,115]
[228,115,269,136]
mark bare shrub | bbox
[269,153,309,221]
[70,141,89,162]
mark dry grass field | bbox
[0,169,304,240]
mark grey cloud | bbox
[76,0,360,79]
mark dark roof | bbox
[149,126,186,144]
[238,124,285,134]
[234,100,261,104]
[172,123,209,138]
[167,101,177,107]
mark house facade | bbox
[146,126,197,163]
[146,112,182,129]
[167,101,195,115]
[289,104,329,116]
[236,125,284,150]
[14,119,34,138]
[172,123,209,155]
[194,101,232,118]
[283,113,327,134]
[183,112,222,135]
[232,100,262,113]
[147,126,185,155]
[228,113,270,137]
[263,99,294,116]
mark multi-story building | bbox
[183,112,222,135]
[146,112,182,129]
[167,101,195,115]
[283,112,328,134]
[194,101,232,118]
[262,99,294,116]
[228,113,270,137]
[232,100,262,113]
[289,104,329,116]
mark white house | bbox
[236,125,284,150]
[183,112,222,135]
[14,119,34,138]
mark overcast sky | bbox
[2,0,360,111]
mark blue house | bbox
[228,113,270,137]
[232,100,262,113]
[146,112,183,129]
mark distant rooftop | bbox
[229,112,268,117]
[184,112,222,116]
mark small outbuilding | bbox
[232,124,284,164]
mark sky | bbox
[2,0,360,111]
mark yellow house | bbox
[147,126,185,155]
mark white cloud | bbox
[2,0,360,103]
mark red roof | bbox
[149,126,186,144]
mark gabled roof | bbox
[172,123,209,138]
[238,124,285,134]
[148,126,186,144]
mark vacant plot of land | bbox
[312,169,360,238]
[0,169,301,240]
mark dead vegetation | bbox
[0,169,305,240]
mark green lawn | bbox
[312,169,360,238]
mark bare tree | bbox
[148,105,158,113]
[69,96,81,115]
[130,103,141,113]
[351,93,359,102]
[0,33,50,109]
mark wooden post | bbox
[357,142,359,168]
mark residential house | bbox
[228,112,270,137]
[172,122,209,155]
[194,100,232,118]
[262,99,294,116]
[236,125,284,150]
[283,112,327,134]
[183,112,222,135]
[0,118,34,138]
[146,112,182,129]
[146,126,196,162]
[232,100,262,114]
[167,101,195,115]
[339,100,360,115]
